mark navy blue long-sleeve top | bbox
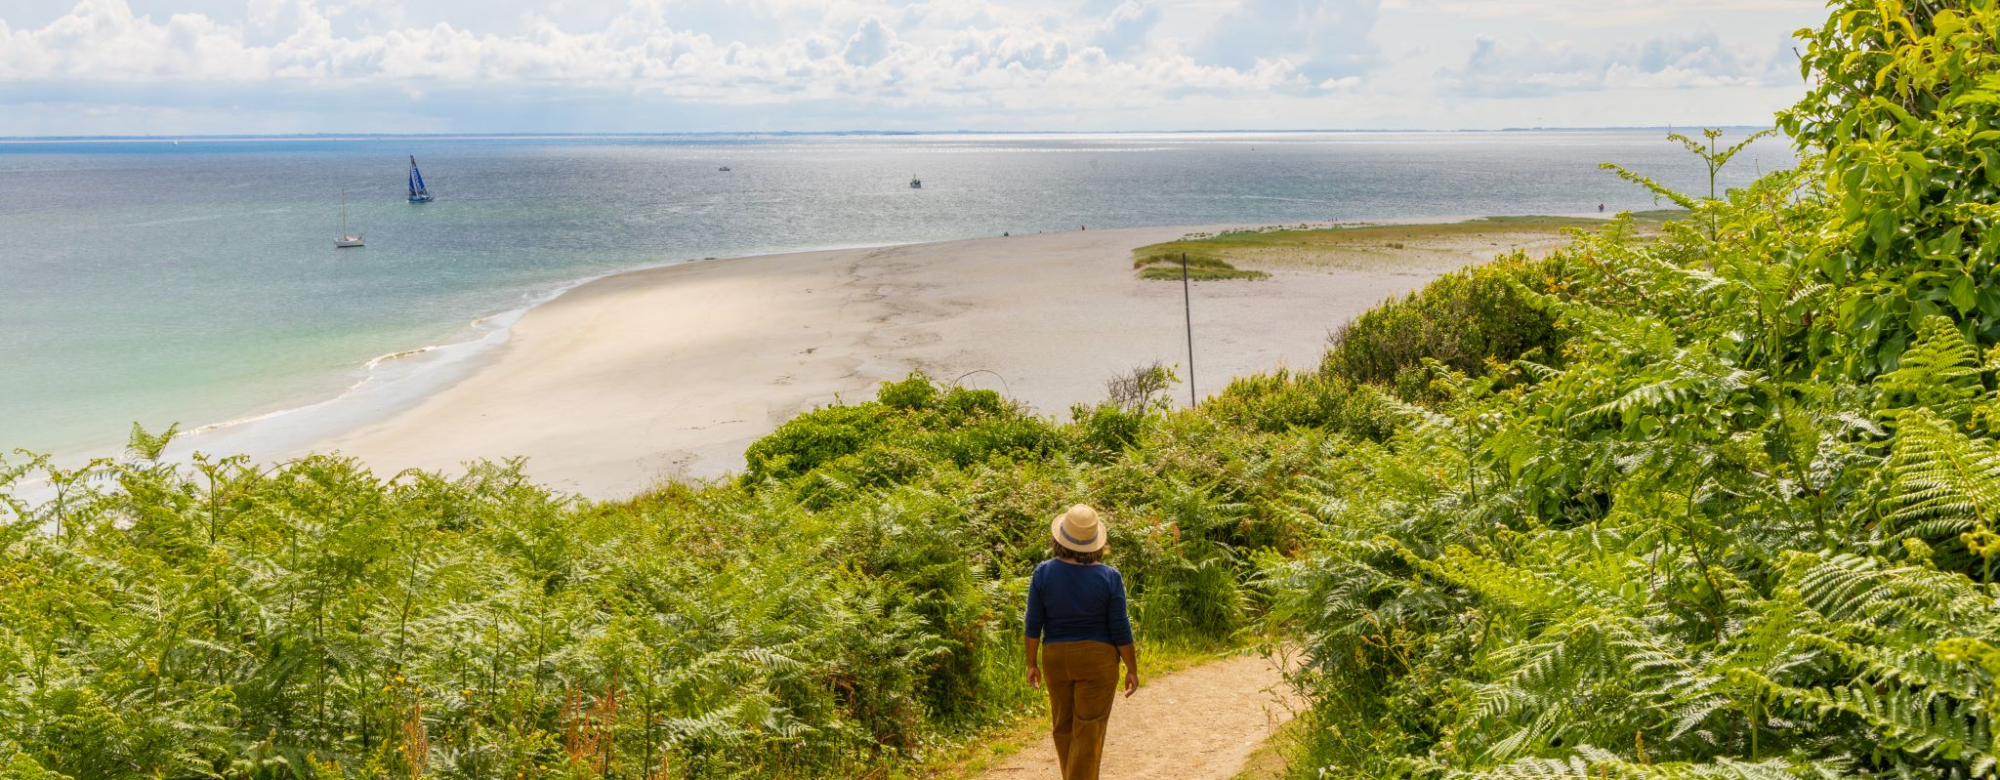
[1024,559,1135,647]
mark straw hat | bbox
[1051,504,1109,553]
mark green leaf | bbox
[1951,276,1977,315]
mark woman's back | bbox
[1026,505,1138,780]
[1026,559,1134,648]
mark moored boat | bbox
[336,188,364,248]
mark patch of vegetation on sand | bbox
[1132,250,1271,281]
[1131,214,1679,279]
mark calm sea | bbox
[0,131,1791,456]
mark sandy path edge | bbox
[980,652,1302,780]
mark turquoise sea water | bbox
[0,131,1791,456]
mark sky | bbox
[0,0,1827,135]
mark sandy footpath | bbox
[307,225,1556,497]
[979,652,1302,780]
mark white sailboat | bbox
[335,188,364,248]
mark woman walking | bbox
[1025,504,1138,780]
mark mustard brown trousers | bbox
[1041,640,1120,780]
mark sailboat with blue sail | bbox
[407,156,434,203]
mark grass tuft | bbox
[1132,251,1270,281]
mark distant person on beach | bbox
[1025,504,1137,780]
[1598,203,1605,213]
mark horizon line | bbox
[0,125,1780,143]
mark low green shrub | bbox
[1069,402,1149,458]
[935,385,1006,419]
[1321,251,1561,387]
[744,378,1044,489]
[876,372,940,411]
[741,402,892,484]
[928,415,1064,468]
[1203,369,1398,440]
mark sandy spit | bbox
[309,225,1551,498]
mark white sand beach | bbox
[305,223,1572,498]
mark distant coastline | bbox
[0,126,1782,143]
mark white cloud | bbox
[0,0,1317,98]
[1384,0,1819,27]
[1196,0,1380,81]
[1439,27,1798,98]
[1091,0,1157,57]
[0,0,1825,132]
[842,17,893,65]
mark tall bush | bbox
[1781,0,2000,375]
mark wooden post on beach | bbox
[1181,253,1197,408]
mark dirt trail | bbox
[979,653,1301,780]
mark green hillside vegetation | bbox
[4,2,1999,779]
[2,371,1343,780]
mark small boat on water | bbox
[335,188,364,248]
[909,174,922,189]
[407,156,434,203]
[718,165,732,172]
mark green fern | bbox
[123,422,180,463]
[1877,408,2000,573]
[1878,316,1985,424]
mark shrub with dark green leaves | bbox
[741,403,892,484]
[744,378,1047,489]
[1203,369,1398,440]
[876,373,941,411]
[1321,252,1562,389]
[1781,0,2000,376]
[1069,401,1149,459]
